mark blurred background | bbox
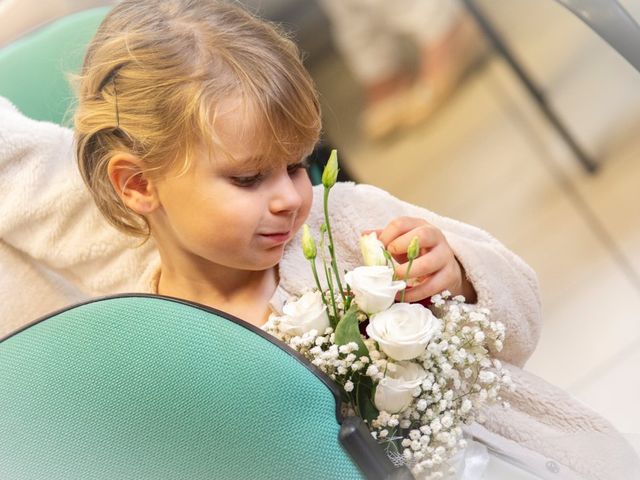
[2,0,639,452]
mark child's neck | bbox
[156,264,279,327]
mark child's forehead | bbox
[203,96,312,170]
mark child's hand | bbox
[370,217,477,304]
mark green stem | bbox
[326,268,339,327]
[320,226,339,323]
[310,260,330,314]
[344,282,353,310]
[324,188,346,305]
[382,250,397,281]
[400,257,415,303]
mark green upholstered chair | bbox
[0,7,110,126]
[0,294,411,479]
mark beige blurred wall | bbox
[0,0,114,47]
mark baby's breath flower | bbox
[366,365,379,377]
[309,346,322,356]
[430,418,442,434]
[344,380,354,392]
[478,371,496,384]
[441,413,453,428]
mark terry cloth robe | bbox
[1,96,638,479]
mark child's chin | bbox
[248,253,283,271]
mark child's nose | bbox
[269,173,303,213]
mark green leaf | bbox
[356,375,379,424]
[334,303,368,358]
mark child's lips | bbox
[258,231,292,245]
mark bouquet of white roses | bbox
[264,151,513,479]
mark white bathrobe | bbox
[1,96,638,479]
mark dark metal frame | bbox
[462,0,640,174]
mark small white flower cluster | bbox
[378,292,513,479]
[267,290,512,480]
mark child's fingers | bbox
[396,269,451,303]
[386,224,442,257]
[377,217,431,247]
[394,244,448,280]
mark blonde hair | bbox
[73,0,321,238]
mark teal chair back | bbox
[0,295,409,479]
[0,7,109,125]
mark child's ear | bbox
[107,153,160,214]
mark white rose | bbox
[366,303,441,361]
[344,266,406,314]
[278,291,330,336]
[374,361,426,414]
[359,232,387,266]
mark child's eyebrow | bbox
[215,151,308,174]
[234,156,267,172]
[214,155,263,173]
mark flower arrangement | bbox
[264,151,513,479]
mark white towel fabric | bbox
[0,95,158,335]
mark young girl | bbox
[73,0,526,345]
[0,1,637,478]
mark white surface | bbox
[483,453,544,480]
[0,0,113,47]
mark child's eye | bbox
[230,173,263,187]
[287,159,309,175]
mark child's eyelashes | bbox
[288,159,310,174]
[230,159,309,188]
[230,173,263,187]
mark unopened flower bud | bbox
[360,232,387,266]
[301,224,316,259]
[407,236,420,260]
[322,149,339,189]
